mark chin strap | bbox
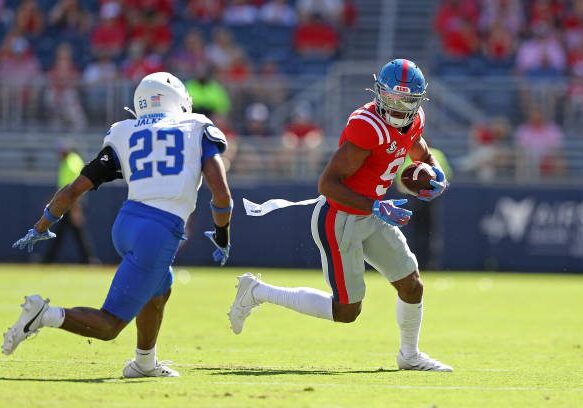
[124,106,137,118]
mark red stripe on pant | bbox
[324,207,349,304]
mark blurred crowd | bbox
[434,0,582,180]
[0,0,356,129]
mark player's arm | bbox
[33,176,94,234]
[318,141,374,213]
[408,137,448,201]
[408,136,442,171]
[201,131,232,266]
[203,155,232,228]
[13,146,122,252]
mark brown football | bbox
[400,161,436,195]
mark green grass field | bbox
[0,265,582,408]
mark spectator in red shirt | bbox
[124,0,174,18]
[14,0,44,37]
[294,14,339,58]
[434,0,480,58]
[282,103,323,149]
[45,43,87,130]
[528,0,564,31]
[122,41,165,82]
[91,2,126,58]
[279,103,324,176]
[148,12,173,55]
[482,21,517,62]
[219,49,252,83]
[0,33,42,124]
[514,105,565,178]
[185,0,225,22]
[562,0,583,50]
[458,118,511,181]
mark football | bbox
[400,161,436,195]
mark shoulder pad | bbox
[202,124,228,154]
[178,113,213,126]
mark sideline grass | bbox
[0,265,582,407]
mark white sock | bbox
[40,306,65,328]
[135,346,156,371]
[396,297,423,357]
[253,283,333,320]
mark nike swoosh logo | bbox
[23,307,44,333]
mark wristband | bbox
[210,199,233,213]
[214,223,230,248]
[43,206,63,224]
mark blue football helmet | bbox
[373,58,428,128]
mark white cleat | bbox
[228,272,262,334]
[397,351,453,372]
[2,295,49,356]
[123,360,180,378]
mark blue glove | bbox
[204,231,230,266]
[12,228,56,253]
[372,199,412,227]
[418,166,448,202]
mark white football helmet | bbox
[133,72,192,117]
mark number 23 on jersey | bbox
[129,128,184,181]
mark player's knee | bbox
[333,302,362,323]
[95,313,126,341]
[398,272,423,303]
[150,290,171,311]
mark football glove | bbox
[12,228,56,253]
[372,199,412,227]
[204,230,230,266]
[417,166,448,202]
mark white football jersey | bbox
[104,112,227,222]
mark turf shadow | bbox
[0,377,148,384]
[194,367,399,376]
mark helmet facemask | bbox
[374,75,427,128]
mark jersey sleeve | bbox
[201,136,221,165]
[342,117,382,150]
[202,124,228,154]
[80,145,123,190]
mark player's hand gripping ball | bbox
[400,161,448,201]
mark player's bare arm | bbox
[202,153,232,266]
[318,141,374,213]
[408,136,442,171]
[34,176,94,234]
[203,154,232,227]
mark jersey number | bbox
[376,157,406,196]
[129,128,184,181]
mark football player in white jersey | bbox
[4,72,233,378]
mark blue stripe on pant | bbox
[102,200,184,322]
[317,201,339,301]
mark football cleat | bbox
[228,272,262,334]
[2,295,49,355]
[123,360,180,378]
[397,351,453,372]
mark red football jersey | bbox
[328,102,425,215]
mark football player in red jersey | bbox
[229,59,452,371]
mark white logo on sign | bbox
[480,198,535,243]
